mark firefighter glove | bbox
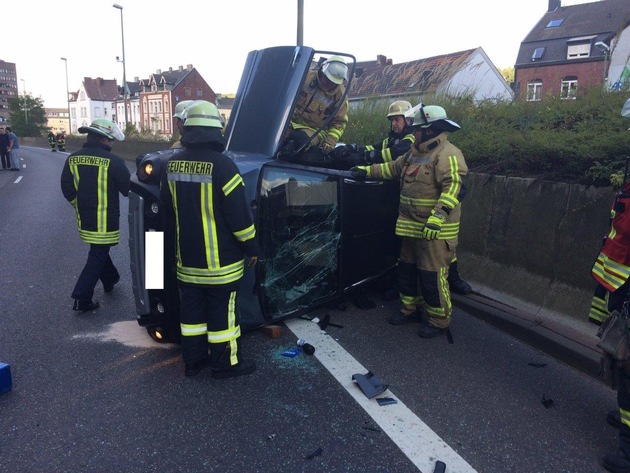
[350,166,368,179]
[321,142,335,155]
[421,210,446,240]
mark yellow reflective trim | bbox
[180,323,207,337]
[223,174,243,197]
[234,224,256,242]
[400,196,438,206]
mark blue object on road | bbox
[0,362,12,394]
[282,347,301,358]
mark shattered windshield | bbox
[258,167,340,319]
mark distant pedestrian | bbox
[56,131,66,152]
[60,119,130,312]
[48,131,57,152]
[0,128,10,169]
[6,127,20,171]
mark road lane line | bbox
[13,176,22,183]
[285,317,477,473]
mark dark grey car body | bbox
[128,46,399,342]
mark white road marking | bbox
[285,317,477,473]
[14,176,22,183]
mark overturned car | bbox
[128,46,400,342]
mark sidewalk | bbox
[452,287,602,380]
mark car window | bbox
[258,167,340,318]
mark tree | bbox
[499,67,514,85]
[8,94,48,137]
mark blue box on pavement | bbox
[0,362,12,394]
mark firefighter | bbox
[160,100,259,378]
[171,99,194,148]
[56,131,66,152]
[281,55,349,158]
[48,131,57,151]
[60,119,129,312]
[350,104,468,337]
[589,178,630,472]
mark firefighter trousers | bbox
[398,236,456,329]
[179,283,242,367]
[71,244,119,302]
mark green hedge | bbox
[343,88,630,187]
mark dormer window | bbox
[546,19,564,27]
[567,36,596,59]
[532,47,545,61]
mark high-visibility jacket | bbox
[60,142,130,245]
[592,183,630,292]
[289,69,348,149]
[160,145,259,287]
[360,132,467,240]
[364,126,415,163]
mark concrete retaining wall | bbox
[458,173,615,323]
[24,136,615,323]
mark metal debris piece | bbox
[306,447,323,459]
[434,460,446,473]
[541,394,554,408]
[528,363,547,368]
[352,371,389,399]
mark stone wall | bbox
[458,173,615,322]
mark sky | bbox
[9,0,594,109]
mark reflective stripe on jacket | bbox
[161,147,259,286]
[363,132,467,239]
[60,142,130,245]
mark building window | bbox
[532,47,545,61]
[94,107,102,117]
[527,79,542,101]
[567,40,592,59]
[196,88,202,97]
[546,19,564,27]
[561,76,578,100]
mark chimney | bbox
[169,67,173,72]
[179,65,183,71]
[377,55,388,66]
[548,0,560,12]
[186,64,193,70]
[134,76,139,82]
[156,69,161,74]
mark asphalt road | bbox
[0,146,621,473]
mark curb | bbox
[453,292,602,381]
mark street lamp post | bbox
[60,57,71,133]
[20,78,27,126]
[113,3,129,129]
[595,41,610,90]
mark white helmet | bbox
[321,56,347,85]
[174,100,194,120]
[411,104,460,132]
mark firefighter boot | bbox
[210,341,256,379]
[604,426,630,472]
[448,261,472,295]
[609,409,623,429]
[417,320,448,338]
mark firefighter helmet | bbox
[387,100,413,119]
[411,104,460,132]
[173,100,194,120]
[182,100,223,128]
[78,118,125,141]
[321,56,347,85]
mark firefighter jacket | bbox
[360,132,467,239]
[160,131,259,287]
[48,133,56,145]
[592,182,630,292]
[364,126,415,164]
[60,142,130,245]
[289,69,348,149]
